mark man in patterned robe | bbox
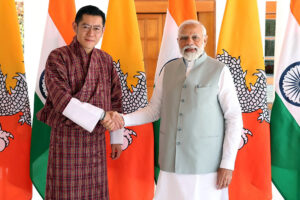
[37,5,124,200]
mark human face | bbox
[178,23,207,60]
[73,14,104,54]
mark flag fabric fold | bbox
[30,0,75,198]
[0,0,32,199]
[271,0,300,199]
[217,0,272,199]
[101,0,154,199]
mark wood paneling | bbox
[198,11,215,57]
[266,1,276,19]
[138,14,164,98]
[135,1,214,13]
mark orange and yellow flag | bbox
[217,0,272,199]
[0,0,32,199]
[101,0,154,199]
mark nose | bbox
[87,28,95,35]
[186,36,194,45]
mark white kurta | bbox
[124,57,243,200]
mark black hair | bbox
[75,5,106,26]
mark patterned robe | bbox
[37,37,123,200]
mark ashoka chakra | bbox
[279,62,300,106]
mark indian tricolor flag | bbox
[0,0,32,199]
[153,0,197,181]
[30,0,75,198]
[271,0,300,199]
[101,0,154,199]
[217,0,272,199]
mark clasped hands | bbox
[101,111,124,131]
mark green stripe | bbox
[153,119,160,183]
[30,93,51,198]
[271,93,300,200]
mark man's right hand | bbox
[101,111,124,131]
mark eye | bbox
[82,24,90,30]
[192,35,200,41]
[93,27,102,32]
[179,36,188,41]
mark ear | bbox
[203,35,208,47]
[72,22,77,33]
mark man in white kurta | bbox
[123,20,243,200]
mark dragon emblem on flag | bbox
[0,125,13,152]
[0,67,31,151]
[113,60,148,150]
[217,50,270,149]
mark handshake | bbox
[100,111,124,131]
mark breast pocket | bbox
[193,85,218,104]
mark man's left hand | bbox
[216,168,233,190]
[111,144,122,160]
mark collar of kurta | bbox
[70,36,95,59]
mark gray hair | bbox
[178,20,207,37]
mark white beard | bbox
[180,44,204,61]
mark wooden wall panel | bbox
[198,11,216,57]
[137,14,163,98]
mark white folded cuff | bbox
[219,158,235,170]
[110,128,124,144]
[62,98,105,132]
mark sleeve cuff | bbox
[220,158,235,170]
[62,98,104,132]
[110,128,124,144]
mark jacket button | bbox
[179,113,183,116]
[177,128,182,131]
[183,84,187,88]
[176,142,181,145]
[181,99,184,103]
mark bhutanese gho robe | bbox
[37,37,123,200]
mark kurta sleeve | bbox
[45,50,105,132]
[123,68,164,126]
[218,66,243,170]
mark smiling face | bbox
[72,14,104,54]
[178,23,207,61]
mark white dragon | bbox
[0,66,31,151]
[113,60,148,150]
[217,50,270,149]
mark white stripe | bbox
[274,0,291,75]
[35,14,66,103]
[154,10,181,84]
